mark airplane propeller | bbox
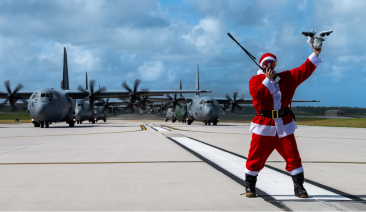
[98,98,113,111]
[166,93,183,109]
[122,79,141,113]
[122,79,151,113]
[0,80,24,110]
[77,80,106,106]
[220,104,230,115]
[225,91,244,114]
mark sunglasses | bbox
[262,60,276,67]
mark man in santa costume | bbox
[245,46,322,198]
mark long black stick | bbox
[227,33,264,71]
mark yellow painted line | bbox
[0,161,204,165]
[140,125,146,130]
[0,129,144,139]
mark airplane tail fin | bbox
[195,64,199,97]
[86,72,88,91]
[180,79,182,97]
[61,47,70,90]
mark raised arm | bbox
[289,46,323,87]
[249,76,275,102]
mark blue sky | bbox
[0,0,365,107]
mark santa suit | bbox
[245,53,323,176]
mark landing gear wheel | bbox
[103,118,106,122]
[165,119,168,122]
[33,122,40,127]
[213,122,217,125]
[40,121,44,128]
[92,120,95,124]
[204,121,207,125]
[69,122,75,127]
[208,122,211,125]
[80,121,82,124]
[45,122,49,128]
[77,120,80,124]
[187,120,192,125]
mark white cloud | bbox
[181,17,227,57]
[137,61,165,82]
[330,65,344,83]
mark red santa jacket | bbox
[249,53,323,138]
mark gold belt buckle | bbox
[272,110,279,119]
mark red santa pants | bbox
[246,133,302,173]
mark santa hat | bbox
[259,53,277,67]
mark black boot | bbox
[291,172,308,198]
[245,174,257,197]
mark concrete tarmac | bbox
[0,115,365,211]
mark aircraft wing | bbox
[66,90,131,99]
[94,101,130,106]
[94,91,130,99]
[145,96,172,103]
[137,90,211,97]
[145,96,193,103]
[0,91,34,99]
[66,91,89,99]
[214,97,253,105]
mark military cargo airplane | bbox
[164,80,187,123]
[75,73,129,124]
[0,48,212,128]
[147,64,320,125]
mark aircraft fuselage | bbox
[27,88,75,124]
[187,96,220,124]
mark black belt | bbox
[258,107,295,120]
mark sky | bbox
[0,0,365,107]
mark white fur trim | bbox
[289,166,304,175]
[272,81,281,110]
[308,52,323,67]
[260,56,277,66]
[275,118,298,138]
[245,168,259,176]
[262,78,276,94]
[249,122,277,136]
[249,119,297,138]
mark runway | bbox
[0,115,365,211]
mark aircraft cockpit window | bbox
[41,93,52,98]
[51,93,57,99]
[31,92,38,99]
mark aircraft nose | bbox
[202,107,213,119]
[35,103,53,121]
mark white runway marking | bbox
[170,137,352,201]
[152,127,169,131]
